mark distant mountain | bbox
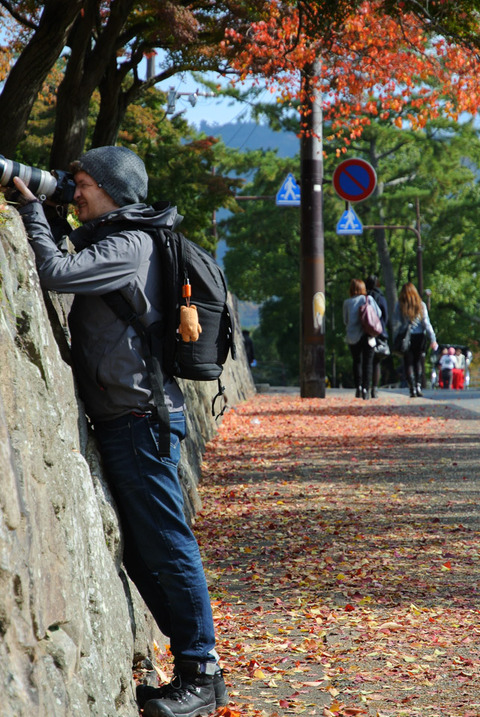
[198,120,299,158]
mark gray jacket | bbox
[343,294,381,345]
[19,201,185,421]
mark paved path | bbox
[412,387,480,415]
[268,386,480,415]
[194,388,480,717]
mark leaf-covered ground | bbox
[157,391,480,717]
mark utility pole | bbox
[300,58,325,398]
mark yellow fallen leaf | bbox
[253,668,267,679]
[153,664,170,683]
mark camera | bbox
[0,154,76,204]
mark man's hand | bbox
[3,176,38,206]
[12,176,37,204]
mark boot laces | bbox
[159,675,201,703]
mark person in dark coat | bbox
[365,275,389,398]
[10,147,227,717]
[242,329,256,366]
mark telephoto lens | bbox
[0,154,58,200]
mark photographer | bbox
[9,147,227,717]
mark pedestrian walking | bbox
[393,282,438,397]
[365,275,389,398]
[343,278,381,400]
[439,347,457,389]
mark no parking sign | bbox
[332,158,377,203]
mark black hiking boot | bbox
[212,667,229,707]
[139,660,222,717]
[137,667,228,709]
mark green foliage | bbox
[10,62,480,388]
[221,149,302,382]
[222,114,480,386]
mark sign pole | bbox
[300,58,325,398]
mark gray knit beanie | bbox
[76,146,148,206]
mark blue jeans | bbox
[93,411,216,662]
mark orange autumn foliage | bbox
[220,0,480,141]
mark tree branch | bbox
[377,141,410,161]
[384,173,417,187]
[0,0,37,30]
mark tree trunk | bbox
[91,59,135,148]
[50,85,95,168]
[0,0,83,158]
[373,207,397,327]
[49,0,135,167]
[92,58,179,148]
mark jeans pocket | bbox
[147,411,185,462]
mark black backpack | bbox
[102,226,236,453]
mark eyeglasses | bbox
[75,180,98,191]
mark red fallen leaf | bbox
[279,699,290,708]
[344,604,355,612]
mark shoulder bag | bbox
[393,323,412,354]
[359,296,383,337]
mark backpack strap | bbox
[101,291,171,457]
[212,378,228,420]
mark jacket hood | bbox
[69,202,182,251]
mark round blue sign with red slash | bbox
[332,158,377,203]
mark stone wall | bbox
[0,209,255,716]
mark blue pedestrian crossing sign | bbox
[336,206,363,235]
[276,173,301,206]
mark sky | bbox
[154,69,272,128]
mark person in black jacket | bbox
[9,147,227,717]
[365,275,389,398]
